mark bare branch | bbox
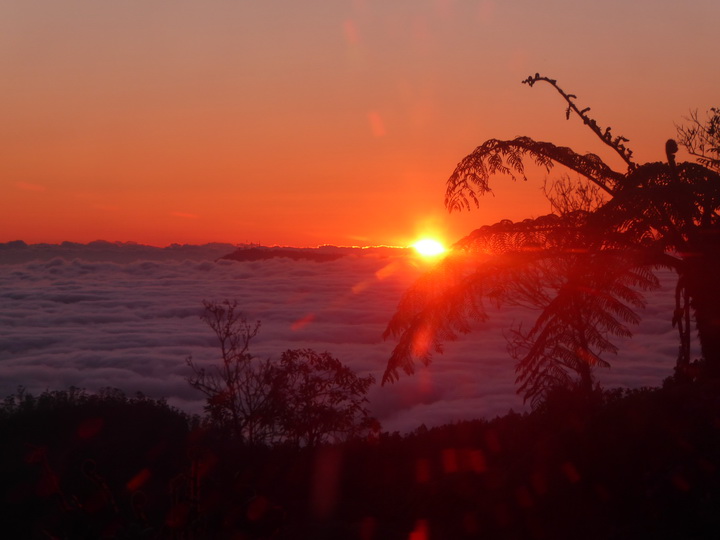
[676,107,720,172]
[523,73,636,169]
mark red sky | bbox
[2,0,718,248]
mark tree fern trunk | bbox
[687,242,720,378]
[577,357,595,393]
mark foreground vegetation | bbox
[2,380,720,539]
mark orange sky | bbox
[2,0,718,247]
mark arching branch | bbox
[445,137,624,212]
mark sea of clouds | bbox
[0,242,681,433]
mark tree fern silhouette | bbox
[384,75,720,404]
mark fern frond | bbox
[383,211,654,400]
[445,137,624,212]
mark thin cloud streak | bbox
[0,244,677,433]
[14,181,46,192]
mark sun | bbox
[412,238,447,257]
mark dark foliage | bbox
[0,387,192,539]
[384,74,720,404]
[3,383,720,538]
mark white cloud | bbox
[0,244,680,433]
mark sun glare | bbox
[412,238,446,257]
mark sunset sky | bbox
[2,0,718,248]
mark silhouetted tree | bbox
[271,349,379,447]
[187,300,379,445]
[186,300,273,444]
[383,74,720,405]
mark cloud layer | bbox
[0,244,679,433]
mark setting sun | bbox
[412,238,447,257]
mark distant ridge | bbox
[219,245,408,262]
[0,241,409,264]
[0,240,238,263]
[220,246,347,262]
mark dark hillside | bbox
[0,388,191,538]
[2,382,720,538]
